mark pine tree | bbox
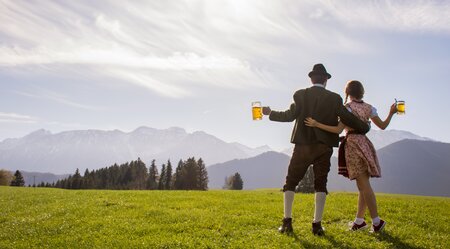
[10,170,25,187]
[147,160,158,190]
[71,168,82,189]
[224,172,243,190]
[231,172,243,190]
[173,160,184,190]
[183,157,198,190]
[296,166,315,193]
[136,158,148,190]
[158,164,166,190]
[83,168,91,189]
[165,160,172,190]
[197,158,208,190]
[123,162,133,189]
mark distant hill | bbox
[281,129,432,155]
[373,139,450,196]
[327,139,450,197]
[20,171,69,186]
[208,151,290,190]
[366,129,432,150]
[209,140,450,197]
[0,127,272,174]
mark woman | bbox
[304,80,397,232]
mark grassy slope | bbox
[0,187,448,249]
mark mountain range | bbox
[2,126,447,196]
[281,129,432,155]
[208,139,450,197]
[0,127,272,174]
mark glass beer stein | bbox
[396,100,405,115]
[252,101,263,120]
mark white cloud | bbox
[0,47,249,70]
[105,68,190,98]
[314,0,450,33]
[14,90,103,111]
[0,112,37,123]
[0,0,449,98]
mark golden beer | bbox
[252,101,262,120]
[396,100,405,115]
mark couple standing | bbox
[262,63,396,235]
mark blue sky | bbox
[1,0,449,151]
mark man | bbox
[262,63,370,236]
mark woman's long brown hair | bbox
[345,80,365,104]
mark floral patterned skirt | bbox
[344,134,381,180]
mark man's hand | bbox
[262,106,271,115]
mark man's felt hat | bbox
[308,63,331,79]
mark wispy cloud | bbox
[0,112,37,123]
[313,0,450,33]
[14,89,104,111]
[1,0,449,98]
[0,48,249,71]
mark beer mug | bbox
[252,101,263,120]
[396,100,405,115]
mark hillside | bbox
[327,139,450,197]
[281,129,432,155]
[374,139,450,196]
[0,187,448,248]
[208,151,290,189]
[209,140,450,197]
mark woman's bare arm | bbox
[304,117,346,134]
[371,103,396,130]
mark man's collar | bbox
[312,83,326,88]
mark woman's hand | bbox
[389,103,397,115]
[304,117,318,127]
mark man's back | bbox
[269,85,368,147]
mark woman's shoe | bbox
[349,221,368,231]
[371,219,386,233]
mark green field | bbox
[0,187,448,248]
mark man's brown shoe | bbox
[278,218,293,233]
[312,221,325,236]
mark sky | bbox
[1,0,450,151]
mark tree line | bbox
[51,157,208,190]
[1,161,312,192]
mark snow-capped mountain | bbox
[0,127,272,174]
[281,129,433,155]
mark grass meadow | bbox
[0,186,449,248]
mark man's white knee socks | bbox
[284,191,295,218]
[313,192,327,223]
